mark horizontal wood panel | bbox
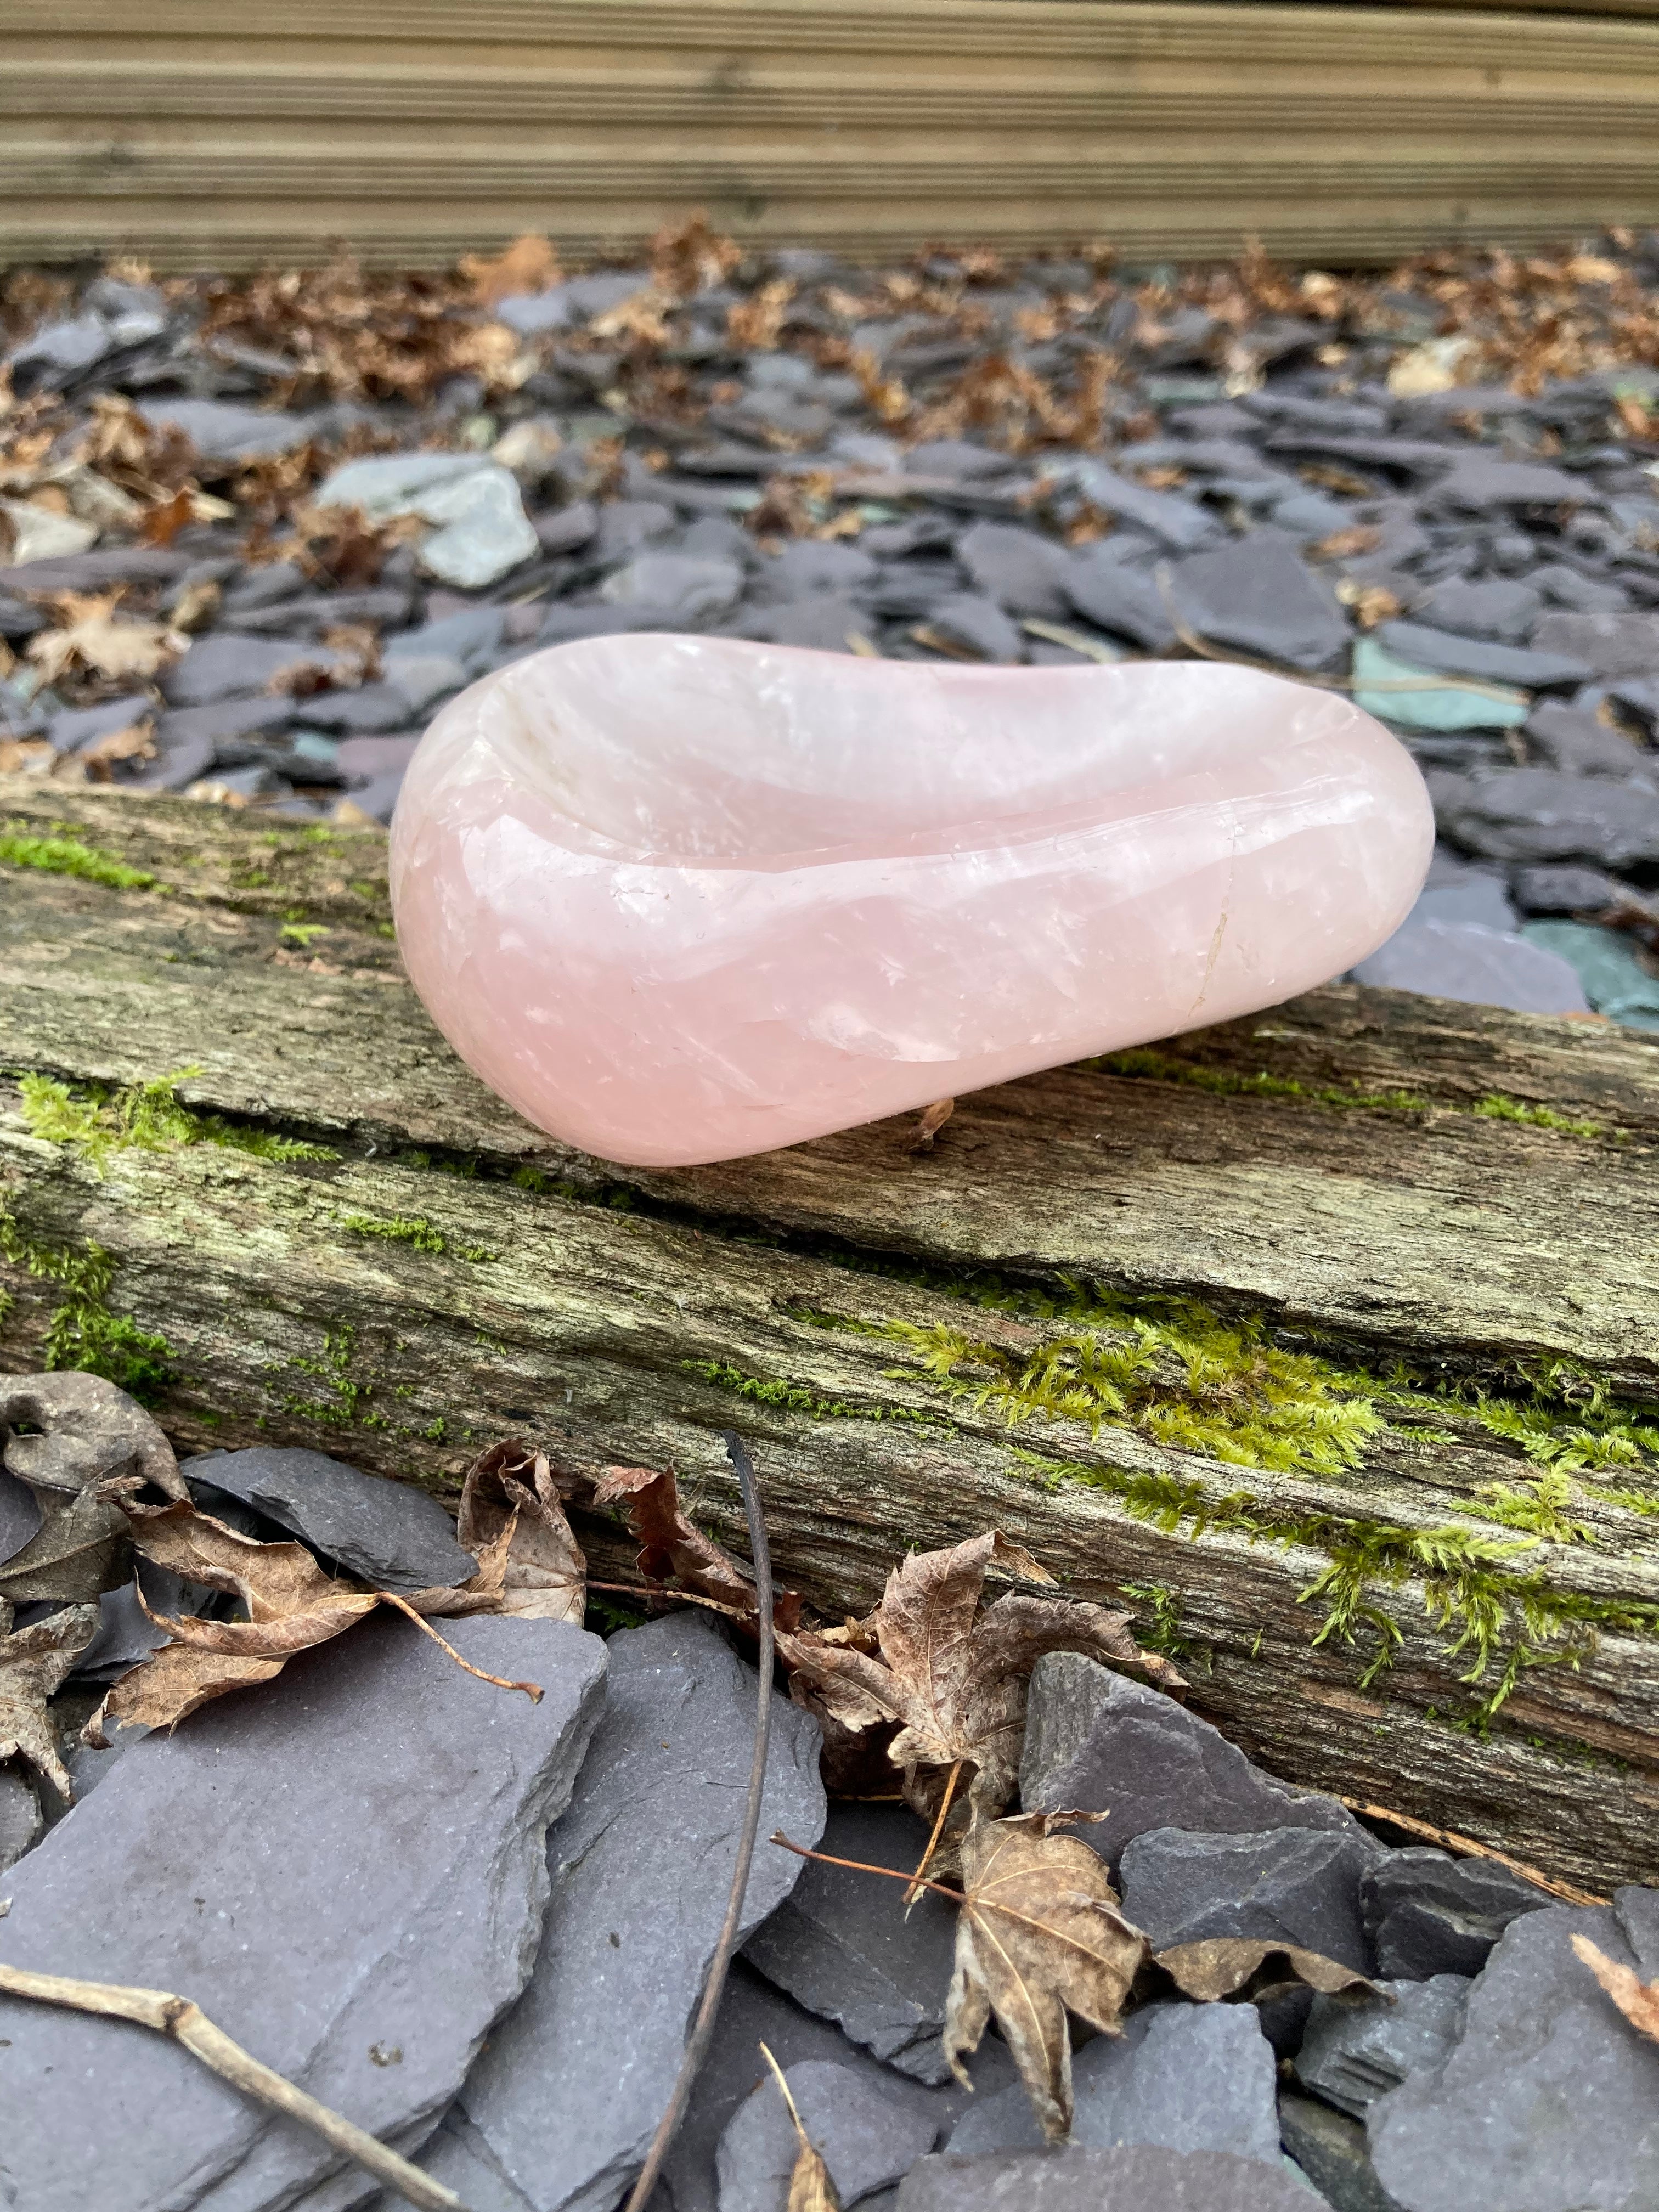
[5,1,1658,268]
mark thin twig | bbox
[375,1590,543,1701]
[905,1758,962,1908]
[623,1431,776,2211]
[0,1963,468,2211]
[1338,1796,1607,1904]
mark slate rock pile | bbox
[5,1438,1654,2211]
[5,230,1659,1023]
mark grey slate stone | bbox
[591,497,678,564]
[1529,562,1629,614]
[1119,1827,1384,1975]
[1413,577,1541,642]
[0,1613,607,2212]
[0,1764,41,1871]
[1428,454,1598,512]
[1020,1655,1355,1875]
[1358,1848,1550,1980]
[1510,862,1627,915]
[1052,460,1224,550]
[534,498,600,554]
[1063,543,1179,651]
[1434,766,1659,866]
[1373,619,1589,690]
[956,521,1074,619]
[1529,608,1659,676]
[137,398,320,462]
[184,1446,476,1592]
[414,1611,828,2212]
[1278,2091,1403,2212]
[599,552,744,624]
[70,1567,191,1681]
[949,2001,1282,2165]
[735,594,870,652]
[1524,699,1651,778]
[162,632,337,707]
[750,538,877,603]
[922,591,1026,662]
[1406,874,1518,933]
[743,1799,958,2081]
[296,681,426,733]
[900,2145,1325,2211]
[45,692,155,753]
[1169,534,1349,669]
[1368,1887,1659,2212]
[716,2058,943,2211]
[1351,918,1590,1014]
[1295,1978,1469,2118]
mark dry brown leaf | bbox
[944,1810,1149,2142]
[729,280,795,352]
[0,736,53,774]
[461,233,561,309]
[913,1097,955,1150]
[651,211,742,300]
[80,719,156,778]
[1313,524,1381,561]
[419,1438,585,1623]
[778,1530,1183,1820]
[84,1499,379,1742]
[0,1600,100,1796]
[1572,1934,1659,2045]
[139,486,196,548]
[170,579,221,632]
[26,591,183,685]
[592,1462,802,1633]
[1155,1937,1376,2002]
[0,1373,183,1606]
[1335,579,1402,631]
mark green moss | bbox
[17,1069,337,1174]
[1089,1048,1612,1141]
[0,828,154,892]
[0,1203,173,1396]
[279,922,331,948]
[1121,1581,1207,1669]
[344,1212,447,1255]
[685,1357,938,1426]
[1017,1442,1658,1711]
[281,1323,373,1428]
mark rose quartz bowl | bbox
[390,635,1433,1168]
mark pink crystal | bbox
[389,636,1433,1168]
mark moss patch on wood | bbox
[0,1202,173,1396]
[18,1069,337,1173]
[0,827,154,893]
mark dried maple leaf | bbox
[944,1810,1149,2142]
[592,1462,802,1633]
[0,1599,100,1797]
[760,2045,841,2211]
[84,1498,381,1741]
[461,233,562,309]
[26,592,183,685]
[419,1438,585,1624]
[1572,1934,1659,2045]
[1155,1938,1375,2002]
[80,719,156,778]
[0,1374,183,1605]
[778,1530,1184,1820]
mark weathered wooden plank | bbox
[5,0,1659,268]
[2,776,1656,1889]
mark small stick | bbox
[376,1591,542,1701]
[905,1758,962,1906]
[622,1431,776,2212]
[0,1963,467,2212]
[1338,1796,1606,1904]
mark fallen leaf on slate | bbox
[83,1499,378,1742]
[778,1530,1184,1821]
[0,1373,185,1604]
[760,2042,842,2211]
[420,1438,585,1624]
[1155,1937,1376,2002]
[592,1462,802,1633]
[0,1600,100,1796]
[461,232,561,308]
[26,592,184,685]
[140,486,196,546]
[80,720,156,778]
[945,1810,1149,2143]
[1572,1934,1659,2045]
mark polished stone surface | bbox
[391,636,1433,1166]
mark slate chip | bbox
[0,1765,41,1871]
[1294,1977,1470,2118]
[1119,1826,1385,1974]
[1358,1847,1550,1980]
[183,1446,477,1592]
[1277,2090,1402,2212]
[955,521,1074,619]
[898,2145,1327,2211]
[1368,1887,1659,2212]
[1433,766,1659,867]
[1373,619,1590,690]
[948,2001,1282,2165]
[1351,917,1590,1014]
[1020,1654,1355,1874]
[0,1613,608,2212]
[412,1611,828,2212]
[716,2057,944,2211]
[743,1799,958,2081]
[1168,533,1349,669]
